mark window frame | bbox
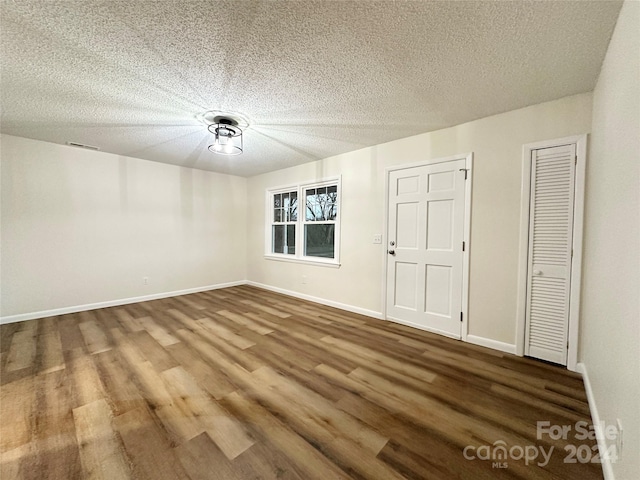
[265,176,341,267]
[270,188,298,256]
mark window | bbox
[304,185,337,258]
[266,178,340,266]
[271,190,297,255]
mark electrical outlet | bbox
[143,277,149,285]
[616,419,623,458]
[373,234,382,244]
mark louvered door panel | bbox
[525,144,576,365]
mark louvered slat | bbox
[525,144,576,365]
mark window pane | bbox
[306,190,321,221]
[273,225,284,253]
[290,191,298,221]
[274,193,282,208]
[306,184,338,221]
[305,189,315,221]
[305,224,335,258]
[327,185,338,220]
[305,199,314,220]
[318,190,327,220]
[274,209,282,222]
[286,225,296,254]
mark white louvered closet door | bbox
[525,144,576,365]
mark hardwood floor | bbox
[1,285,602,479]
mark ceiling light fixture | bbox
[207,117,243,156]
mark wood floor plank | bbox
[113,308,145,333]
[185,318,263,373]
[0,443,32,480]
[422,347,591,415]
[243,311,281,331]
[197,315,256,350]
[161,366,255,459]
[0,375,35,453]
[72,399,132,479]
[36,330,65,375]
[128,330,179,372]
[5,324,37,372]
[0,323,20,354]
[78,320,111,355]
[175,432,243,480]
[321,334,438,386]
[221,364,404,480]
[172,327,250,390]
[164,307,203,330]
[239,299,291,318]
[319,363,511,451]
[217,309,275,335]
[490,383,588,424]
[172,294,207,311]
[253,366,389,455]
[93,349,146,416]
[230,440,307,480]
[30,370,82,480]
[137,316,180,347]
[112,331,203,445]
[222,391,352,480]
[0,285,602,480]
[165,342,237,400]
[66,348,105,408]
[57,314,86,352]
[113,407,191,480]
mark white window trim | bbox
[264,176,341,267]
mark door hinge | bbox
[459,168,468,180]
[575,156,578,165]
[567,341,570,350]
[460,312,463,322]
[462,241,465,252]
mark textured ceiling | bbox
[0,1,622,177]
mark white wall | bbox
[0,135,247,319]
[247,93,593,346]
[580,1,640,478]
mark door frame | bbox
[515,134,587,371]
[383,153,473,340]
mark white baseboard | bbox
[246,281,384,320]
[0,280,246,325]
[576,362,614,480]
[466,334,517,355]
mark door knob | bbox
[533,270,543,275]
[388,250,395,255]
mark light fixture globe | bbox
[207,116,243,156]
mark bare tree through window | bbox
[305,185,338,258]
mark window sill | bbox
[264,255,341,268]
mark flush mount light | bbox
[208,117,243,155]
[201,112,249,156]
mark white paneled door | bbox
[386,160,467,338]
[525,144,576,365]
